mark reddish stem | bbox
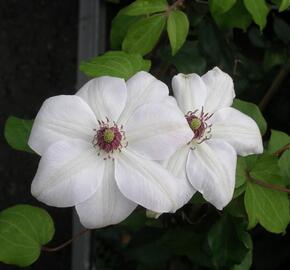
[247,172,290,194]
[42,228,90,252]
[259,67,288,111]
[166,0,185,14]
[273,143,290,158]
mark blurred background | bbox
[0,0,290,269]
[0,1,77,269]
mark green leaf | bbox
[263,48,287,71]
[250,155,283,185]
[197,19,234,70]
[244,155,290,233]
[280,150,290,185]
[4,116,33,153]
[167,10,189,55]
[80,51,151,80]
[278,0,290,11]
[207,215,249,268]
[244,154,259,170]
[141,58,152,71]
[234,184,246,198]
[232,98,267,135]
[226,197,247,218]
[122,0,168,16]
[245,181,289,233]
[248,27,267,48]
[267,130,290,185]
[160,228,210,267]
[243,0,269,30]
[232,232,253,270]
[198,19,221,64]
[209,0,237,14]
[232,251,252,270]
[110,13,141,49]
[236,157,248,188]
[0,205,55,267]
[233,157,248,198]
[268,129,290,154]
[122,14,166,56]
[213,0,252,31]
[159,41,206,74]
[273,16,290,44]
[234,155,258,199]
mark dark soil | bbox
[0,0,78,269]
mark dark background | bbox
[0,0,78,269]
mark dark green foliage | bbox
[4,116,33,153]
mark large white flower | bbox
[28,71,193,228]
[166,67,263,210]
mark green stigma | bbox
[190,118,202,130]
[103,129,115,143]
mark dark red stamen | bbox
[92,119,126,156]
[95,127,122,153]
[185,107,213,144]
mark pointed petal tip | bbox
[172,73,207,114]
[29,139,106,208]
[28,95,97,155]
[186,140,236,211]
[76,76,127,122]
[211,107,264,157]
[202,67,236,112]
[115,149,194,213]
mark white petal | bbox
[211,107,263,156]
[115,149,193,213]
[31,139,105,207]
[186,139,237,210]
[202,67,235,113]
[76,76,127,121]
[125,102,192,160]
[118,71,169,124]
[28,95,97,155]
[76,162,137,229]
[172,73,207,113]
[163,145,196,197]
[164,144,191,181]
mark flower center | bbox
[185,108,212,144]
[92,118,127,159]
[190,117,202,130]
[103,129,115,143]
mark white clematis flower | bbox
[166,67,263,210]
[29,71,193,228]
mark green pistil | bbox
[103,129,115,143]
[190,118,201,130]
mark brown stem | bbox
[166,0,184,15]
[247,172,290,194]
[273,143,290,158]
[259,67,288,111]
[42,228,90,252]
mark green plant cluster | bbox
[1,0,290,269]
